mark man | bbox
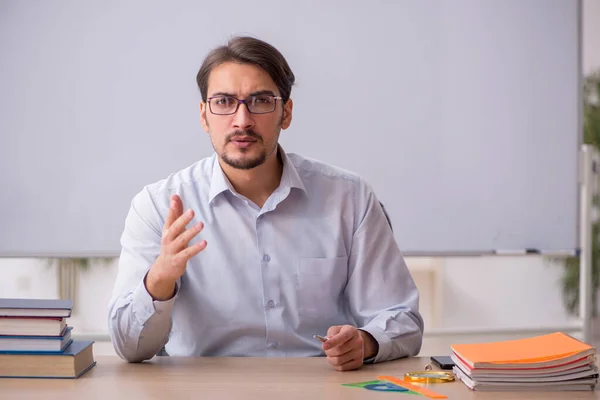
[108,36,423,371]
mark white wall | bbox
[439,256,574,329]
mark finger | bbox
[173,240,207,264]
[163,195,181,231]
[333,356,363,372]
[172,194,183,216]
[326,325,343,338]
[327,347,363,367]
[163,208,195,244]
[167,221,204,253]
[323,326,355,350]
[325,334,363,357]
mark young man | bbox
[108,36,423,371]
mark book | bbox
[0,298,73,318]
[452,353,595,377]
[451,332,598,391]
[0,340,96,378]
[454,366,598,391]
[0,326,72,352]
[0,316,66,336]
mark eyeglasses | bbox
[207,95,283,115]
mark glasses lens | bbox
[210,96,237,115]
[247,95,276,114]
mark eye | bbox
[214,96,235,106]
[253,95,273,104]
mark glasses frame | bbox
[206,95,283,115]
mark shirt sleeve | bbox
[345,181,424,363]
[108,187,178,362]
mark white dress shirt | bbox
[108,148,423,362]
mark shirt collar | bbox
[279,146,307,196]
[207,146,307,205]
[208,154,233,205]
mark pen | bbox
[313,334,329,343]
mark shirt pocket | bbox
[296,256,348,321]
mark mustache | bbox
[226,129,262,142]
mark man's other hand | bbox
[322,325,378,371]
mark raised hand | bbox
[145,194,207,300]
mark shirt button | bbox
[267,341,279,349]
[262,254,271,262]
[267,300,275,308]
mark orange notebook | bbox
[451,332,595,369]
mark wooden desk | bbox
[0,356,598,399]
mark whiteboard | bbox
[0,0,580,256]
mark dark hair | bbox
[196,36,295,103]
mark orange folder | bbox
[451,332,594,369]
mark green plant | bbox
[561,69,600,316]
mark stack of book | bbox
[451,332,598,391]
[0,298,96,379]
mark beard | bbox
[207,113,283,170]
[220,129,269,170]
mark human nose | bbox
[232,100,255,130]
